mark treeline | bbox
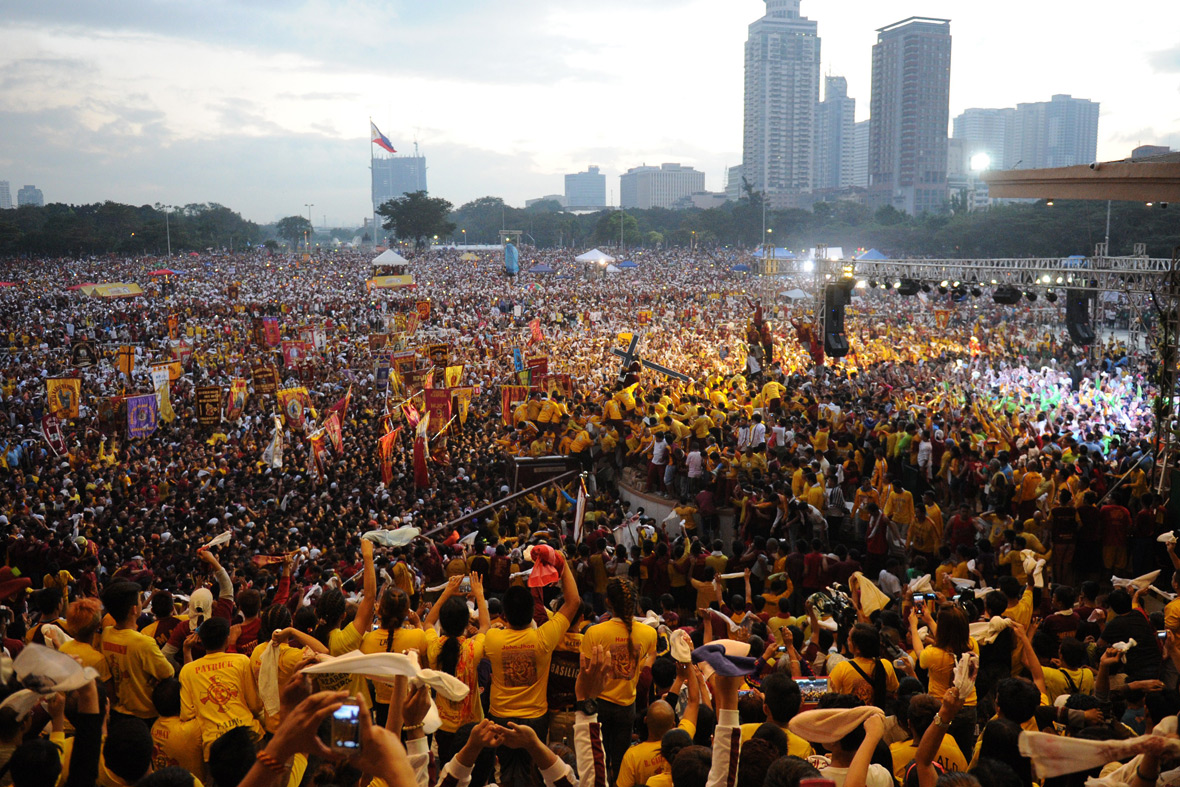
[0,202,264,257]
[449,197,1180,258]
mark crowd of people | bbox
[0,243,1174,787]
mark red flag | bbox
[251,555,286,568]
[328,385,352,422]
[378,427,401,486]
[401,401,420,428]
[324,412,343,453]
[41,415,67,457]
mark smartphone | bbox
[459,577,472,593]
[1159,631,1168,641]
[911,593,925,606]
[925,593,937,601]
[776,646,788,653]
[330,700,362,751]
[738,689,752,698]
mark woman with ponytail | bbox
[581,575,658,783]
[425,573,492,783]
[360,585,426,724]
[311,538,376,692]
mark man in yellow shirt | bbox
[906,506,942,564]
[883,478,915,530]
[150,678,206,779]
[179,616,264,760]
[618,667,700,787]
[890,694,967,779]
[101,580,175,722]
[485,558,581,786]
[737,672,815,759]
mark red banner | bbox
[324,411,343,453]
[424,388,452,426]
[501,385,528,426]
[378,427,401,485]
[41,416,67,457]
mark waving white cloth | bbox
[849,572,892,616]
[968,616,1012,645]
[15,643,99,693]
[1021,550,1046,588]
[719,572,746,581]
[669,629,693,664]
[908,575,933,594]
[953,652,979,697]
[1111,638,1137,653]
[949,577,977,589]
[633,610,662,628]
[258,642,282,718]
[39,624,73,651]
[0,690,44,720]
[1019,730,1180,780]
[204,531,233,549]
[362,527,420,548]
[789,706,884,744]
[1112,572,1160,592]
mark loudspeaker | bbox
[824,332,850,357]
[897,279,921,296]
[823,284,850,357]
[993,286,1021,305]
[1065,289,1095,345]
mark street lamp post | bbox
[163,205,172,257]
[461,229,466,246]
[304,203,315,252]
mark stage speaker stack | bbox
[823,283,851,357]
[1065,289,1096,345]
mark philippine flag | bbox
[371,122,396,153]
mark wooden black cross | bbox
[610,333,692,384]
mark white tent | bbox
[605,264,622,274]
[781,289,809,300]
[372,249,409,267]
[575,248,616,264]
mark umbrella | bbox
[731,264,751,272]
[147,268,181,276]
[188,252,200,257]
[618,260,638,269]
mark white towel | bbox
[670,629,693,664]
[362,527,420,547]
[0,690,43,720]
[1111,571,1161,592]
[849,572,892,616]
[1021,549,1046,588]
[953,652,978,697]
[968,616,1011,645]
[39,624,73,651]
[908,575,933,594]
[14,643,98,693]
[205,531,233,549]
[707,608,741,632]
[948,577,977,589]
[719,572,746,581]
[259,642,282,718]
[1019,731,1180,780]
[1111,638,1137,653]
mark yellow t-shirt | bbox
[316,623,365,692]
[1043,666,1095,702]
[249,642,309,732]
[485,612,570,719]
[739,722,814,759]
[890,736,967,780]
[179,651,264,757]
[427,633,484,732]
[60,640,112,682]
[918,641,979,706]
[618,719,696,787]
[101,626,176,719]
[359,627,429,703]
[151,716,205,778]
[827,656,899,706]
[580,618,658,707]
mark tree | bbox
[594,211,641,246]
[276,216,312,248]
[378,191,455,249]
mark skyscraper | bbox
[0,182,11,210]
[1012,94,1099,169]
[742,0,821,208]
[17,185,44,207]
[852,120,869,188]
[814,76,856,191]
[564,166,606,208]
[372,155,427,210]
[953,107,1017,171]
[868,17,952,215]
[619,164,705,210]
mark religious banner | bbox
[149,365,170,395]
[528,318,543,345]
[526,355,549,380]
[281,340,307,369]
[167,314,179,340]
[157,382,176,424]
[195,387,222,425]
[444,365,464,389]
[225,379,248,420]
[501,385,528,425]
[391,350,417,375]
[46,378,81,419]
[637,310,653,325]
[41,415,67,457]
[262,317,282,346]
[126,393,160,439]
[98,396,124,433]
[413,413,430,488]
[934,309,952,329]
[328,387,351,422]
[405,312,420,335]
[368,333,388,352]
[374,354,392,392]
[117,346,136,378]
[323,411,343,453]
[312,327,327,352]
[452,386,474,425]
[309,430,330,479]
[415,300,431,321]
[252,364,279,397]
[172,341,193,367]
[70,340,98,368]
[401,401,420,429]
[403,367,433,393]
[378,427,401,485]
[424,388,452,426]
[541,373,575,399]
[262,415,283,469]
[427,343,450,368]
[277,387,311,431]
[512,347,523,372]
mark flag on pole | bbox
[413,413,430,488]
[573,477,588,543]
[225,378,248,421]
[117,346,135,379]
[46,378,81,419]
[328,385,352,422]
[324,411,343,453]
[371,122,396,153]
[262,416,283,469]
[126,393,160,439]
[378,427,401,485]
[41,415,66,457]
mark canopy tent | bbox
[731,264,751,272]
[781,289,809,300]
[459,252,479,261]
[605,264,621,274]
[575,248,615,264]
[752,247,797,259]
[86,283,144,298]
[372,249,409,267]
[528,263,556,274]
[367,275,415,289]
[617,260,638,269]
[147,268,181,276]
[856,249,888,260]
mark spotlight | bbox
[971,287,981,298]
[1056,276,1063,284]
[1046,199,1055,207]
[893,280,902,289]
[1147,202,1154,207]
[938,285,948,295]
[993,286,1021,305]
[897,279,921,296]
[952,281,960,288]
[868,279,878,289]
[940,280,949,288]
[921,283,932,293]
[1025,291,1038,302]
[1046,290,1058,303]
[878,282,888,290]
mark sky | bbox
[1,0,1179,226]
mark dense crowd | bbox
[0,244,1173,787]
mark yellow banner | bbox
[444,365,464,389]
[46,378,81,418]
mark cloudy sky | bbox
[2,0,1178,225]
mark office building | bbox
[742,0,821,207]
[953,107,1017,170]
[525,194,567,209]
[17,185,44,207]
[852,120,869,188]
[868,17,952,215]
[815,76,856,191]
[1012,94,1099,169]
[372,155,427,211]
[1132,145,1172,159]
[564,166,606,209]
[0,182,11,210]
[725,165,745,201]
[619,163,706,210]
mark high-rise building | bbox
[953,107,1017,171]
[564,166,606,208]
[619,164,706,210]
[17,185,44,207]
[868,17,952,215]
[742,0,821,207]
[0,182,11,210]
[1012,94,1099,169]
[725,165,745,202]
[852,120,869,188]
[815,76,856,191]
[1132,144,1172,159]
[372,155,427,211]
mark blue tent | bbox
[753,247,796,259]
[731,264,751,272]
[618,260,638,269]
[857,248,888,260]
[528,263,556,274]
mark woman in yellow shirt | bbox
[359,586,428,723]
[909,603,978,757]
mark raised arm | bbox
[351,539,377,635]
[424,576,463,629]
[471,572,491,633]
[557,559,581,622]
[914,688,963,787]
